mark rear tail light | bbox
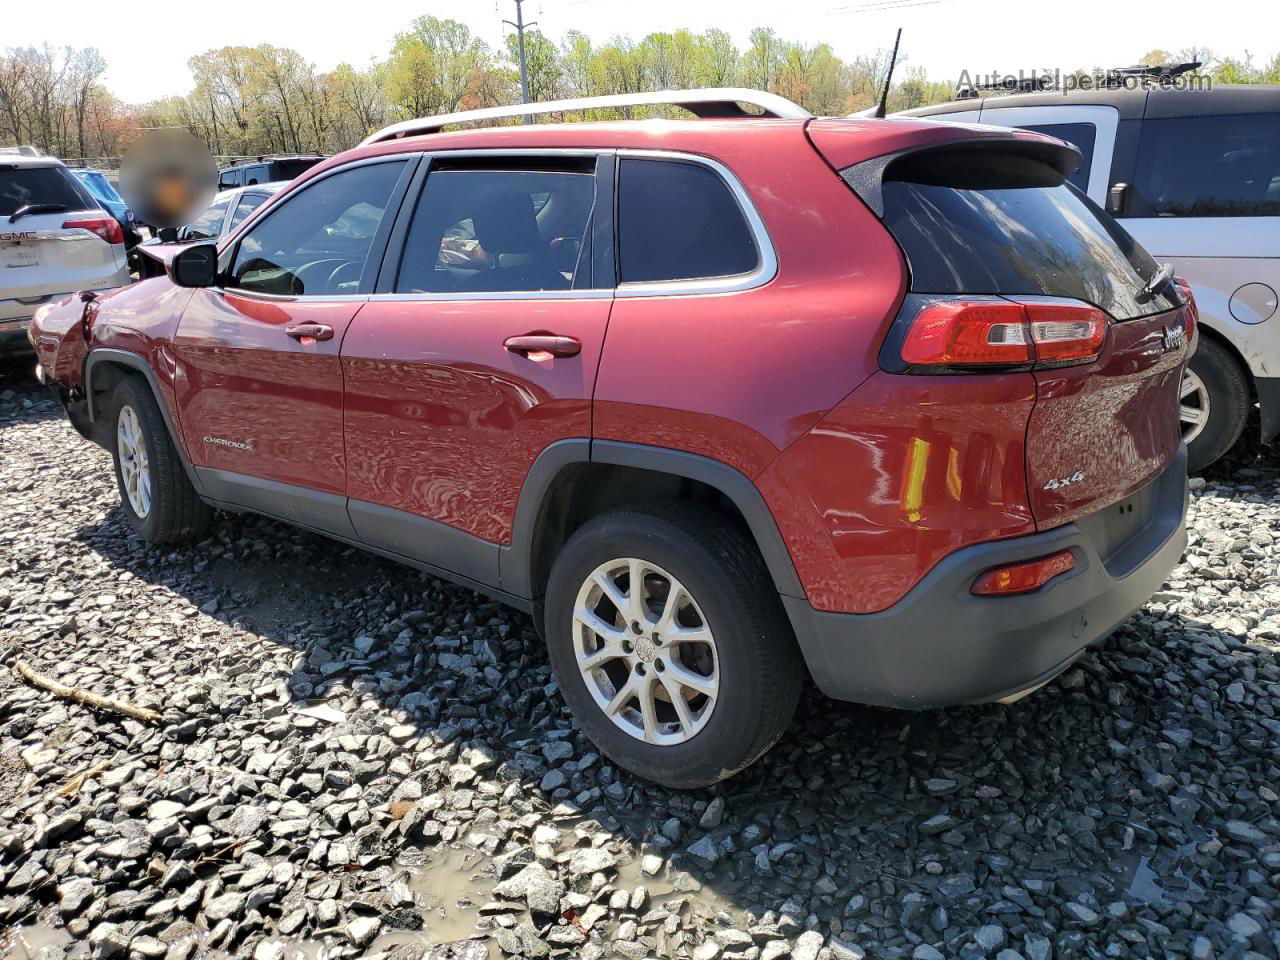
[1174,276,1198,343]
[971,549,1076,596]
[893,296,1109,372]
[63,216,124,245]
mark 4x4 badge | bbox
[1043,470,1085,491]
[1163,324,1187,352]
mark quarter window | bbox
[617,158,758,284]
[1015,122,1097,191]
[1133,113,1280,217]
[395,165,596,294]
[185,198,230,240]
[228,160,405,296]
[229,192,269,231]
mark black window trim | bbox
[216,154,419,302]
[372,148,616,302]
[369,147,776,301]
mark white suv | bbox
[902,82,1280,471]
[1,155,129,359]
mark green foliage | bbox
[5,27,1276,163]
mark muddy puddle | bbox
[1,925,72,960]
[398,845,497,943]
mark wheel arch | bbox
[83,348,205,494]
[502,439,806,609]
[1191,322,1277,443]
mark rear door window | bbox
[877,153,1179,320]
[218,168,243,190]
[0,165,91,217]
[228,159,406,296]
[395,162,597,294]
[1133,113,1280,217]
[617,158,758,283]
[242,164,270,185]
[1013,123,1097,191]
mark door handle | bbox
[504,334,581,358]
[285,323,334,343]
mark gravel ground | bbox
[1,365,1279,960]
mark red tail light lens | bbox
[900,300,1032,366]
[63,216,124,245]
[971,549,1076,596]
[895,296,1109,371]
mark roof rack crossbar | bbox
[360,88,811,146]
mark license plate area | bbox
[1077,478,1161,577]
[2,244,39,268]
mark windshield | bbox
[879,169,1179,320]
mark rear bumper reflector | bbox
[971,549,1076,596]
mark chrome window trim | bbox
[376,149,611,302]
[363,147,776,303]
[214,290,372,304]
[613,149,777,298]
[218,153,415,302]
[370,289,614,303]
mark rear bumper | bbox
[785,445,1189,709]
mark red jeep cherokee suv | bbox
[29,89,1192,788]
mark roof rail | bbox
[360,88,811,146]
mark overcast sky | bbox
[9,0,1277,105]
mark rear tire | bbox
[1183,337,1250,473]
[544,502,803,789]
[109,377,213,544]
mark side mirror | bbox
[1106,182,1128,217]
[156,226,179,243]
[168,243,219,287]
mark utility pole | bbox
[503,0,536,120]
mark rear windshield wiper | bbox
[1138,262,1175,303]
[8,202,67,223]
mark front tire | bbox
[1182,337,1250,473]
[109,377,213,544]
[544,502,803,789]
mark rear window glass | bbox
[618,158,758,284]
[1134,113,1280,217]
[0,165,90,217]
[880,165,1179,320]
[1014,122,1097,190]
[272,158,323,181]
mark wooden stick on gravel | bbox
[14,660,162,724]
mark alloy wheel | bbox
[571,558,719,746]
[1180,369,1210,445]
[117,404,152,519]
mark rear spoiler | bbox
[841,135,1083,217]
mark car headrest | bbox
[472,189,540,255]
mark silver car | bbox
[901,79,1280,472]
[1,155,129,357]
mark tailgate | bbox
[1027,306,1190,529]
[1,214,125,298]
[835,125,1189,531]
[1,162,125,299]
